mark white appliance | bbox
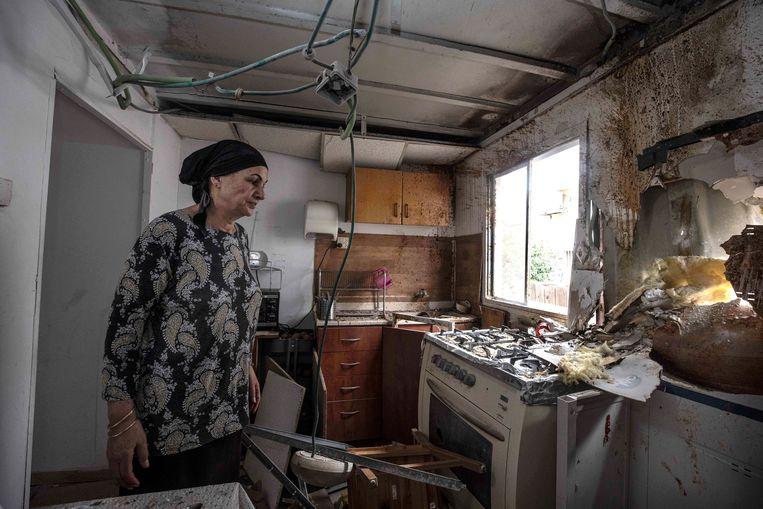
[418,329,576,509]
[304,200,339,241]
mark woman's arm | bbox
[101,218,175,488]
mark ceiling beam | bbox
[147,53,519,112]
[157,91,483,142]
[117,0,577,80]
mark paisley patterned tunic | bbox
[101,210,262,456]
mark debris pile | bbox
[536,254,760,400]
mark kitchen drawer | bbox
[325,373,382,402]
[321,350,381,378]
[326,399,382,442]
[316,326,382,353]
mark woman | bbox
[101,140,268,493]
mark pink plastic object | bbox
[373,267,392,289]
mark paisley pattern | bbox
[102,210,261,456]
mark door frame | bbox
[25,76,153,504]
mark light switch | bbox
[0,178,11,206]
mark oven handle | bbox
[427,378,506,442]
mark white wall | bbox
[178,140,347,326]
[33,92,145,472]
[0,1,181,506]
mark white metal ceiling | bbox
[80,0,662,160]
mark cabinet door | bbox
[382,327,425,444]
[402,172,453,226]
[348,168,402,224]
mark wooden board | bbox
[315,234,454,303]
[382,327,425,445]
[350,167,403,224]
[244,371,305,509]
[454,233,482,315]
[481,306,507,328]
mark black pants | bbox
[121,430,242,496]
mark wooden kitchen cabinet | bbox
[402,172,453,226]
[317,326,383,442]
[347,168,452,226]
[382,327,425,444]
[348,168,402,224]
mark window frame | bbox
[483,139,581,321]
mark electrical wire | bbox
[114,29,362,90]
[215,81,317,98]
[64,0,132,108]
[350,0,381,70]
[287,244,333,331]
[311,133,356,456]
[306,0,335,56]
[127,103,180,115]
[599,0,617,61]
[347,0,361,70]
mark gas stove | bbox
[418,327,578,509]
[424,327,574,402]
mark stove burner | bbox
[434,328,558,379]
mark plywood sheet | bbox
[481,307,507,328]
[315,234,454,303]
[244,371,305,509]
[454,233,482,313]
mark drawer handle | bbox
[340,338,361,343]
[340,411,360,418]
[340,386,361,392]
[340,362,360,368]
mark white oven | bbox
[418,339,557,509]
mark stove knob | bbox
[449,364,460,375]
[441,360,450,371]
[463,374,476,387]
[431,354,441,364]
[455,369,466,381]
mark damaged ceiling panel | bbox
[79,0,649,145]
[321,134,405,172]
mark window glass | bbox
[527,143,580,313]
[493,166,527,303]
[489,141,580,315]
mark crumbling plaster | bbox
[458,0,762,248]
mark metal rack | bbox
[254,264,283,291]
[317,269,387,313]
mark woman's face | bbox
[210,165,268,218]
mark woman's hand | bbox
[249,366,261,414]
[106,401,149,489]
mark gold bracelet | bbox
[108,417,138,439]
[108,408,135,430]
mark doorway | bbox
[31,91,147,481]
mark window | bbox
[488,140,580,316]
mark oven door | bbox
[419,371,511,509]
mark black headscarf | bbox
[179,140,268,227]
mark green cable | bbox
[113,29,361,90]
[340,97,357,140]
[215,81,316,97]
[306,0,334,54]
[65,0,131,109]
[350,0,381,70]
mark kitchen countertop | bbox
[314,310,478,328]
